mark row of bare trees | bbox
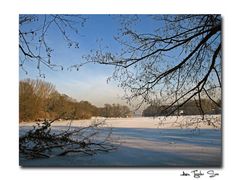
[19,79,119,159]
[20,79,55,121]
[19,79,131,122]
[142,99,221,117]
[98,104,131,118]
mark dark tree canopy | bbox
[79,15,222,116]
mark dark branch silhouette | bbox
[74,15,221,117]
[19,119,116,159]
[19,15,86,77]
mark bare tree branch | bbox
[19,14,86,76]
[78,15,221,119]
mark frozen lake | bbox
[19,116,222,167]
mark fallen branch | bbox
[19,119,117,159]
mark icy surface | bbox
[19,115,222,167]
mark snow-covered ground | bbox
[19,115,222,167]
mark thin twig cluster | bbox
[19,119,116,159]
[79,15,221,118]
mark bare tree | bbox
[75,15,221,117]
[19,15,121,160]
[19,14,86,77]
[19,79,56,121]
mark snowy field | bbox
[19,115,222,167]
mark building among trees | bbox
[142,99,221,117]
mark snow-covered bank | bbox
[19,115,222,167]
[20,115,221,129]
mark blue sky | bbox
[19,15,221,111]
[19,15,146,107]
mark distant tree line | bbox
[19,79,131,122]
[142,99,221,117]
[98,104,131,118]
